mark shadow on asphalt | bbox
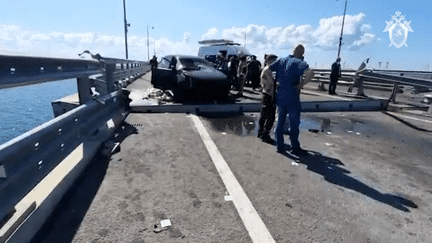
[279,149,419,212]
[31,123,138,243]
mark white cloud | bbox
[203,13,377,56]
[183,32,190,44]
[0,13,377,65]
[202,27,219,40]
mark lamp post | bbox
[147,25,154,61]
[337,0,347,58]
[123,0,131,59]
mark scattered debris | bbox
[224,195,233,201]
[326,132,332,135]
[325,143,336,147]
[153,219,171,233]
[308,129,320,133]
[161,219,172,228]
[161,90,174,101]
[347,130,353,133]
[221,132,227,135]
[291,162,299,166]
[356,132,361,135]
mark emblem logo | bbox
[383,11,413,48]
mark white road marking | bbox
[387,111,432,124]
[190,114,276,243]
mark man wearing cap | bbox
[257,54,278,143]
[269,44,314,155]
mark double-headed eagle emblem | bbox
[383,11,413,48]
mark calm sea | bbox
[0,79,77,145]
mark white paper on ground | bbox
[161,219,172,228]
[224,195,233,201]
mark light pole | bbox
[123,0,131,59]
[147,25,154,61]
[337,0,347,58]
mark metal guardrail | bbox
[310,68,432,89]
[0,54,150,242]
[309,69,432,113]
[0,54,149,90]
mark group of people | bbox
[257,44,314,155]
[210,52,262,97]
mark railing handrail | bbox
[310,68,432,89]
[0,54,148,90]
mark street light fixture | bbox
[147,25,154,61]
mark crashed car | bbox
[151,55,230,101]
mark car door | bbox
[151,56,177,90]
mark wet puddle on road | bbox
[203,113,378,137]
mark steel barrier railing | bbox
[0,54,150,242]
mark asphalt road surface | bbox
[32,74,432,243]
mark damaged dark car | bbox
[151,55,230,101]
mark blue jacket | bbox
[269,55,309,107]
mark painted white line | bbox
[387,111,432,124]
[302,90,352,101]
[190,114,276,243]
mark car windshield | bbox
[178,58,213,70]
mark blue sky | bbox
[1,0,431,70]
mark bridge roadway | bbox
[32,73,432,242]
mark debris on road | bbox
[308,129,320,133]
[161,219,172,228]
[325,143,336,147]
[153,219,172,233]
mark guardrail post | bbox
[105,63,116,93]
[77,76,93,104]
[389,83,400,103]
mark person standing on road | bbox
[269,44,314,155]
[329,57,341,95]
[236,53,248,97]
[257,54,278,143]
[216,52,228,75]
[248,55,262,90]
[150,55,158,83]
[227,55,239,90]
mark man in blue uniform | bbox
[269,44,312,155]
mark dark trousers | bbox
[258,93,276,138]
[251,75,260,89]
[275,103,301,150]
[329,76,339,94]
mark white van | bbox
[198,39,251,62]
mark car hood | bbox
[183,69,226,81]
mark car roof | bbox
[163,55,205,60]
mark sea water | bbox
[0,79,77,145]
